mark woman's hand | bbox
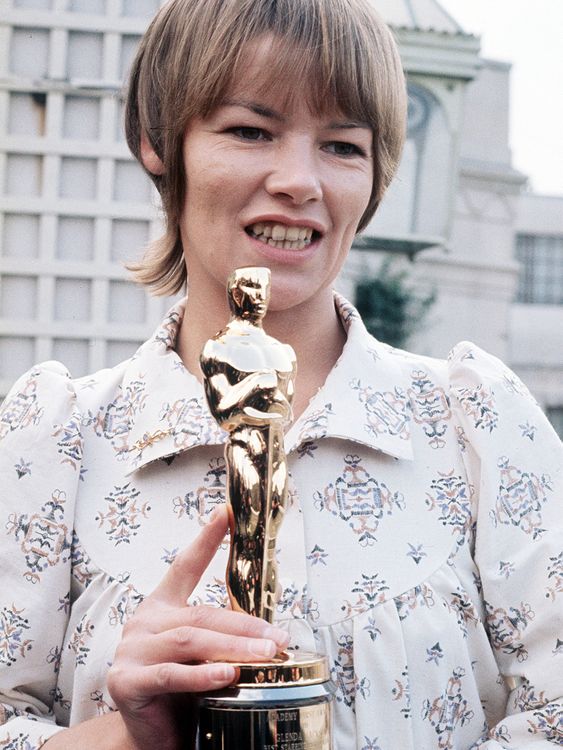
[107,506,290,750]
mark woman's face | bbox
[179,39,373,315]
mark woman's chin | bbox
[265,282,334,319]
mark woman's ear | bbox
[140,130,165,175]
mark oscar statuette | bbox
[194,267,333,749]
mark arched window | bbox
[360,82,452,252]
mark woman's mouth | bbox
[245,222,320,250]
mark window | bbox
[547,407,563,440]
[516,234,563,304]
[361,82,452,247]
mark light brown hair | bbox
[125,0,407,295]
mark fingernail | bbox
[249,639,276,658]
[262,626,290,646]
[209,664,236,685]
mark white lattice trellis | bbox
[0,0,175,397]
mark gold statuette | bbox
[200,266,296,624]
[194,267,333,750]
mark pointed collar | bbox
[123,299,226,476]
[123,293,413,476]
[285,295,413,461]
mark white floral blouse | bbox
[1,295,562,750]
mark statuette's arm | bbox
[204,370,286,416]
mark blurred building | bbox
[344,0,563,436]
[1,0,562,436]
[0,0,172,398]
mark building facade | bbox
[345,0,563,436]
[0,0,174,398]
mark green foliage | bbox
[355,259,435,348]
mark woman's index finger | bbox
[151,505,229,605]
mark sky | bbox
[438,0,563,196]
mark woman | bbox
[1,0,561,748]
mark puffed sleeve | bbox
[448,342,563,748]
[0,363,83,748]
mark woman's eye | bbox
[326,141,364,157]
[229,127,267,141]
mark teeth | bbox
[248,221,316,246]
[272,224,286,241]
[265,238,304,250]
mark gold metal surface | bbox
[233,652,329,688]
[200,267,296,623]
[195,700,332,750]
[196,268,333,748]
[195,693,333,750]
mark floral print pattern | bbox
[0,606,32,667]
[331,635,370,709]
[421,668,475,748]
[91,379,147,461]
[343,574,389,617]
[6,490,71,584]
[0,296,562,749]
[526,702,563,744]
[444,588,480,637]
[485,600,535,662]
[296,402,334,444]
[408,369,451,449]
[391,665,411,719]
[95,484,150,546]
[0,734,46,750]
[0,370,44,440]
[314,455,404,545]
[350,381,410,441]
[547,552,563,601]
[455,384,499,433]
[172,457,226,523]
[394,583,435,621]
[491,457,553,538]
[68,617,95,667]
[425,471,472,541]
[53,414,83,470]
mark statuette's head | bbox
[227,267,271,321]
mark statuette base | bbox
[193,652,333,749]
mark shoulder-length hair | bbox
[125,0,407,295]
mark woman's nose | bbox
[264,143,323,205]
